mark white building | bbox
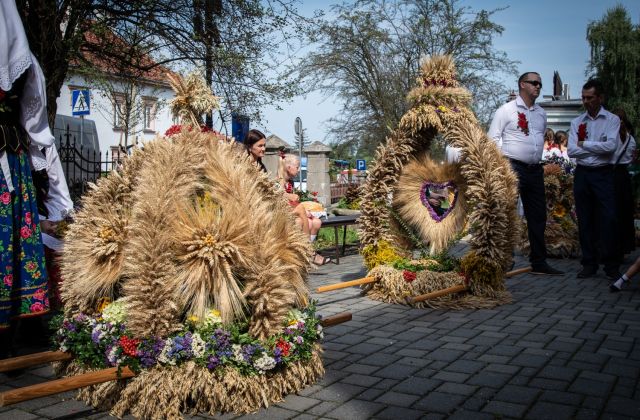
[55,41,176,162]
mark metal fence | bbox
[57,125,123,204]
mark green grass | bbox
[314,226,359,250]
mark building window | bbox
[142,97,157,132]
[113,94,125,130]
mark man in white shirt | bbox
[567,79,620,279]
[489,72,563,275]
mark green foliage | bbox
[314,226,359,250]
[587,5,640,129]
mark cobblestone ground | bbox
[1,249,639,419]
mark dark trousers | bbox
[573,165,619,270]
[510,160,547,267]
[614,165,635,254]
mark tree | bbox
[300,0,517,158]
[16,1,311,129]
[587,5,640,129]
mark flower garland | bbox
[577,123,588,141]
[517,112,529,136]
[52,301,323,376]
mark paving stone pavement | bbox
[1,249,640,419]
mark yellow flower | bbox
[96,297,112,313]
[437,105,449,113]
[552,205,566,218]
[188,315,200,324]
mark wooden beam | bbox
[320,312,352,327]
[0,367,135,407]
[405,284,468,305]
[0,351,72,373]
[505,266,532,278]
[316,276,377,293]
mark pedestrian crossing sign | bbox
[71,89,91,116]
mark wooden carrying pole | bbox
[505,266,532,278]
[405,284,468,305]
[317,276,377,293]
[0,367,135,407]
[320,312,352,327]
[0,351,72,373]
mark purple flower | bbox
[168,333,193,361]
[138,338,164,368]
[207,355,220,370]
[91,329,102,344]
[295,336,304,345]
[273,347,283,364]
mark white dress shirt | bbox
[39,144,74,251]
[567,107,619,167]
[488,96,547,164]
[611,134,636,165]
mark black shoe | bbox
[530,264,564,276]
[577,266,598,278]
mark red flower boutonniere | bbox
[577,123,588,141]
[517,112,529,136]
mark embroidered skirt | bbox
[0,149,49,330]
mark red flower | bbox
[25,212,32,226]
[276,339,291,357]
[20,226,32,239]
[164,124,183,136]
[402,270,417,283]
[3,274,12,287]
[577,123,588,141]
[0,192,10,205]
[517,112,529,136]
[33,288,47,301]
[119,336,140,357]
[30,302,45,312]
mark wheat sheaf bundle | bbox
[168,72,221,126]
[359,55,519,309]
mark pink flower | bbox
[24,212,31,225]
[0,192,10,205]
[20,226,32,239]
[25,261,37,273]
[33,288,46,301]
[3,274,12,287]
[30,302,45,312]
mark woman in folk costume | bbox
[0,0,72,357]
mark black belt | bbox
[508,158,541,169]
[576,164,613,172]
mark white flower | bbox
[102,300,126,324]
[232,344,244,363]
[316,324,324,339]
[203,309,222,327]
[191,333,206,358]
[157,338,173,364]
[253,353,276,373]
[295,336,304,345]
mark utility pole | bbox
[295,117,303,187]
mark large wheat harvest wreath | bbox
[359,55,520,309]
[53,74,324,418]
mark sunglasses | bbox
[523,80,542,88]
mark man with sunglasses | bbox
[489,72,563,276]
[567,79,620,280]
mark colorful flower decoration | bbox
[419,180,458,222]
[52,302,322,376]
[517,112,529,136]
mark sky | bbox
[258,0,640,147]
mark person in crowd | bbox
[542,128,560,160]
[567,79,620,279]
[0,0,71,358]
[610,254,640,292]
[488,71,563,275]
[244,129,267,172]
[611,109,636,256]
[278,153,330,265]
[554,130,571,161]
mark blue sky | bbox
[259,0,640,146]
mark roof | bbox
[71,28,176,87]
[266,134,292,150]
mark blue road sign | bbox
[356,159,366,171]
[231,113,250,143]
[71,90,91,116]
